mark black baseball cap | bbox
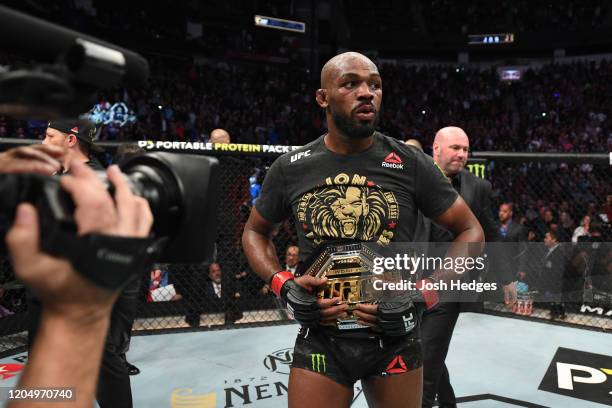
[47,118,103,152]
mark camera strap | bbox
[66,233,165,291]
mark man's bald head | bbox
[432,126,470,176]
[320,52,378,89]
[210,128,230,144]
[433,127,469,146]
[315,52,382,140]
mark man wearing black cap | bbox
[43,118,104,173]
[30,118,138,408]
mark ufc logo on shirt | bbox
[291,150,311,163]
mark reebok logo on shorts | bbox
[385,355,408,374]
[382,152,404,169]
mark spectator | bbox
[497,202,528,298]
[539,230,569,319]
[260,245,300,296]
[148,265,182,302]
[557,210,575,242]
[203,263,242,324]
[572,215,591,243]
[604,194,612,224]
[284,245,300,275]
[204,263,224,306]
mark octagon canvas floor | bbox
[0,313,610,407]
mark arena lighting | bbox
[254,14,306,33]
[468,33,514,45]
[498,66,524,81]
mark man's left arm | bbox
[477,179,517,306]
[477,179,499,243]
[354,154,484,335]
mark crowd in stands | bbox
[2,58,611,155]
[421,0,609,35]
[0,2,611,338]
[381,61,612,153]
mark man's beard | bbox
[330,106,379,139]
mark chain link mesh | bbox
[0,148,609,356]
[483,157,611,331]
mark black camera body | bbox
[0,152,219,265]
[0,6,221,289]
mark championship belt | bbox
[304,243,405,330]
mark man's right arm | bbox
[7,161,153,407]
[242,208,348,326]
[241,207,282,283]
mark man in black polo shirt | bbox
[29,119,139,408]
[242,52,484,408]
[43,119,104,172]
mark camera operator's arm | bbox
[6,161,152,408]
[0,144,64,175]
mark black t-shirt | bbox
[256,132,458,261]
[85,158,105,171]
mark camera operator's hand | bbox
[60,161,153,238]
[0,144,64,175]
[6,160,152,408]
[7,160,152,318]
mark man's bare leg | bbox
[362,367,423,408]
[288,368,354,408]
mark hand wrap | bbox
[271,271,319,328]
[377,279,439,336]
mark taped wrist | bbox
[270,271,294,297]
[283,280,320,327]
[416,278,439,310]
[377,296,418,336]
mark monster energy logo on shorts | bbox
[311,353,326,373]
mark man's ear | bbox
[67,134,78,148]
[315,89,328,109]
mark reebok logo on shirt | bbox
[381,152,404,169]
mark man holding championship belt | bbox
[242,52,484,408]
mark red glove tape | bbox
[416,278,439,310]
[270,271,295,297]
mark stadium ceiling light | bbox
[468,33,514,45]
[254,15,306,33]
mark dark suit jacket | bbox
[415,169,499,311]
[497,220,528,283]
[417,169,498,243]
[203,280,223,310]
[538,244,569,296]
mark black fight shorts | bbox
[291,327,422,387]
